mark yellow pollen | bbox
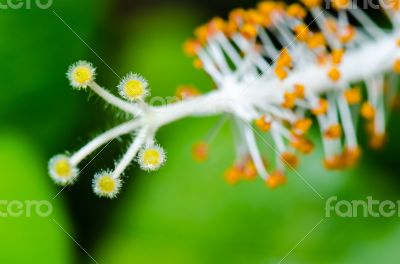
[54,159,72,178]
[124,79,145,99]
[72,66,92,85]
[97,175,116,194]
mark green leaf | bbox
[0,130,72,263]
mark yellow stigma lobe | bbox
[54,159,72,178]
[98,175,116,194]
[124,80,144,99]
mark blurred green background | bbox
[1,0,400,263]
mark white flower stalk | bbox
[50,0,400,197]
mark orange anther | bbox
[393,59,400,73]
[325,19,338,33]
[360,102,375,120]
[293,24,309,42]
[317,54,329,65]
[224,165,242,185]
[224,21,238,37]
[275,66,288,80]
[389,0,400,10]
[258,1,280,15]
[282,91,296,109]
[276,49,292,68]
[391,95,400,110]
[291,136,314,154]
[324,124,342,139]
[194,25,209,44]
[344,87,362,105]
[307,33,326,49]
[331,49,344,65]
[312,99,329,116]
[193,58,203,69]
[294,84,305,99]
[339,25,356,43]
[183,39,201,57]
[293,118,313,135]
[255,115,272,132]
[229,8,246,24]
[328,67,341,82]
[324,155,345,170]
[192,141,209,162]
[301,0,322,8]
[369,133,387,150]
[281,152,299,168]
[342,147,362,167]
[332,0,349,9]
[244,9,264,25]
[242,160,258,180]
[176,85,200,100]
[266,171,287,189]
[240,23,258,39]
[287,4,307,19]
[209,17,226,34]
